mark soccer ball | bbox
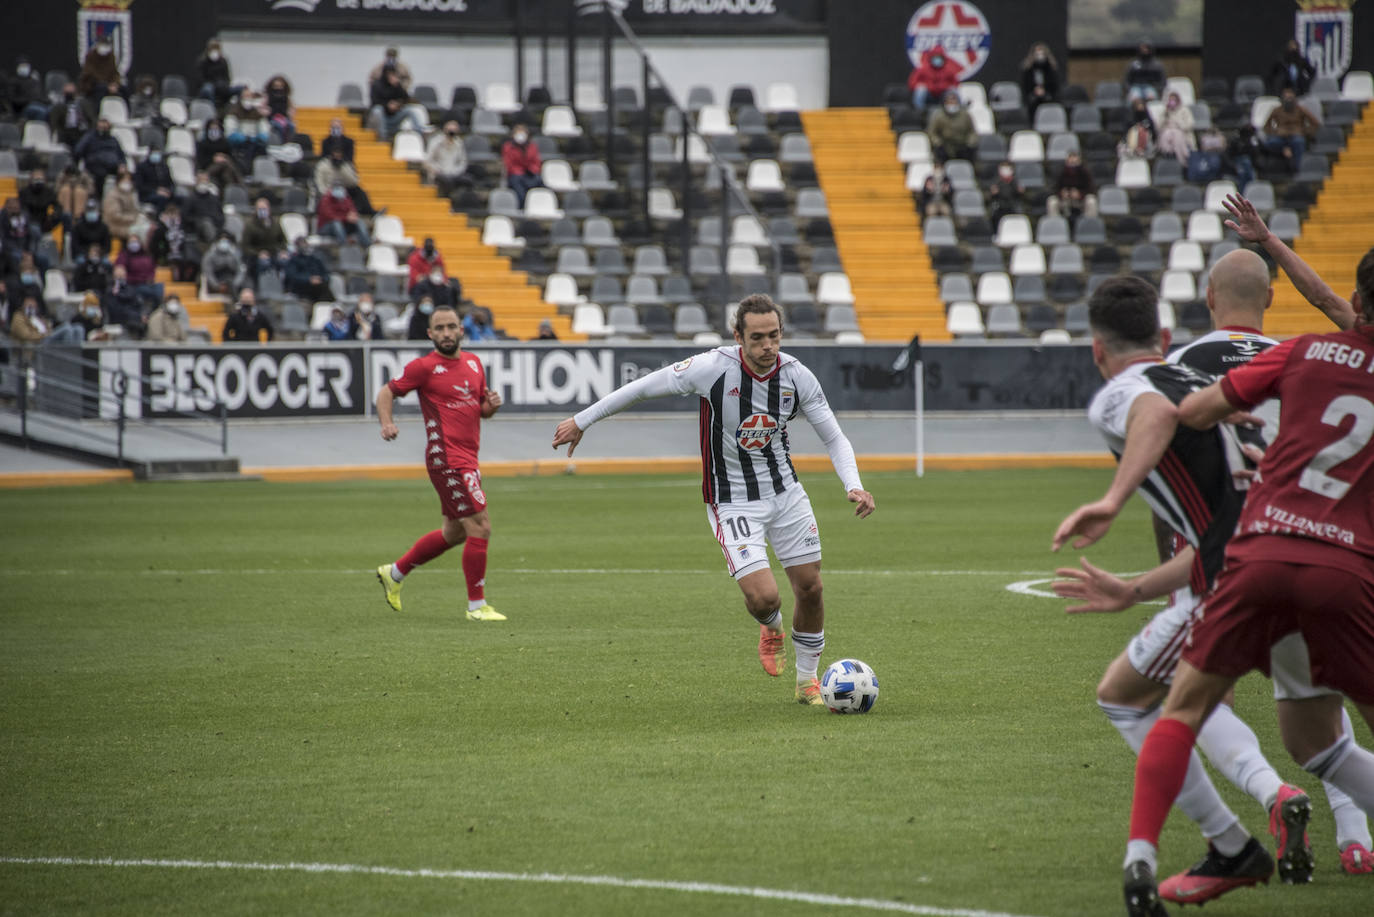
[819,658,879,714]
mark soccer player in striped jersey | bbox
[551,294,876,705]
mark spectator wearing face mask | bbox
[908,45,959,109]
[1263,87,1319,174]
[323,305,352,341]
[407,296,436,340]
[78,37,124,99]
[8,57,48,120]
[129,75,160,122]
[1156,91,1196,165]
[316,182,371,247]
[501,123,543,207]
[10,294,51,351]
[241,198,287,259]
[425,121,471,195]
[151,204,199,283]
[370,67,423,139]
[1,198,40,269]
[1124,41,1166,102]
[74,291,111,342]
[11,253,44,304]
[1224,125,1264,192]
[987,160,1026,223]
[283,238,331,303]
[202,233,244,296]
[56,165,95,229]
[102,265,147,337]
[48,82,95,148]
[101,168,140,240]
[114,237,159,308]
[533,319,558,341]
[248,249,282,292]
[134,147,175,213]
[1269,39,1316,96]
[927,91,976,163]
[74,118,127,196]
[368,47,413,91]
[197,39,241,106]
[1019,42,1059,119]
[406,237,445,293]
[73,244,113,294]
[1118,98,1157,160]
[919,162,953,219]
[19,168,61,235]
[1048,152,1098,219]
[185,171,225,243]
[320,119,356,164]
[196,118,243,190]
[222,287,274,343]
[72,201,112,256]
[263,75,295,140]
[314,147,374,216]
[146,295,187,343]
[348,294,384,341]
[410,267,459,309]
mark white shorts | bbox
[706,485,822,580]
[1269,631,1339,701]
[1127,588,1201,685]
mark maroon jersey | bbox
[387,349,488,470]
[1219,325,1374,576]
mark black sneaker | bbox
[1124,860,1169,917]
[1159,837,1274,905]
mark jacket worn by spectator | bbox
[74,128,126,178]
[314,157,360,194]
[19,179,60,232]
[48,94,94,146]
[115,243,157,285]
[501,137,541,177]
[425,134,468,182]
[201,243,243,291]
[72,213,112,254]
[241,214,287,256]
[101,281,144,328]
[73,256,113,294]
[283,250,329,297]
[101,182,140,238]
[223,305,274,343]
[407,246,445,291]
[315,191,358,227]
[1264,102,1320,139]
[907,47,960,100]
[927,105,976,153]
[134,157,174,204]
[320,133,355,163]
[146,304,187,343]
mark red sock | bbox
[396,529,454,575]
[462,537,488,602]
[1129,717,1198,845]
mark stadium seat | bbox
[592,247,627,277]
[605,304,646,336]
[540,105,581,137]
[1202,180,1239,212]
[1130,244,1164,274]
[763,82,799,112]
[729,215,767,247]
[905,161,934,191]
[523,188,564,220]
[1169,184,1203,214]
[1039,328,1072,344]
[696,104,734,137]
[373,215,413,248]
[970,245,1005,275]
[946,302,985,337]
[1094,80,1124,108]
[976,133,1008,163]
[795,188,829,219]
[1009,244,1046,276]
[1064,303,1091,336]
[1149,212,1184,244]
[540,159,579,193]
[1168,241,1206,272]
[968,106,996,135]
[1164,76,1196,107]
[1045,132,1079,163]
[391,130,425,162]
[725,244,765,276]
[554,246,594,278]
[1157,299,1178,331]
[816,272,855,306]
[625,274,666,305]
[1008,130,1044,163]
[1250,96,1280,129]
[1160,271,1196,303]
[823,305,861,334]
[994,214,1032,248]
[939,273,974,303]
[745,159,785,193]
[1182,211,1221,244]
[571,303,610,336]
[1035,215,1071,246]
[483,82,520,113]
[1341,70,1374,101]
[1269,209,1301,241]
[583,216,620,247]
[985,303,1023,336]
[1116,159,1150,189]
[1013,274,1046,304]
[976,272,1013,306]
[897,132,933,163]
[646,187,682,222]
[1069,103,1102,133]
[778,133,813,164]
[672,303,712,338]
[1048,244,1084,275]
[1032,103,1067,134]
[989,81,1022,111]
[366,244,405,276]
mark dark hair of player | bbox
[733,293,785,337]
[1088,275,1161,354]
[428,304,460,326]
[1357,247,1374,324]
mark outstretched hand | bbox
[1221,193,1270,243]
[847,489,875,519]
[1052,557,1135,614]
[552,417,584,456]
[1052,498,1119,553]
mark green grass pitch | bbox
[1,469,1369,915]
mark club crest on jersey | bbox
[432,364,447,374]
[466,359,479,373]
[672,357,693,372]
[737,412,778,451]
[780,389,795,413]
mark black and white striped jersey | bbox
[573,346,863,505]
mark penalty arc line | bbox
[0,856,1046,917]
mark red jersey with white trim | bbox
[1220,325,1374,575]
[387,349,487,470]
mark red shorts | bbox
[1183,559,1374,704]
[428,467,487,520]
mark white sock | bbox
[760,609,782,631]
[1306,728,1374,829]
[1327,710,1373,850]
[1099,701,1247,852]
[791,630,823,681]
[1124,839,1157,875]
[390,564,404,582]
[1194,702,1284,811]
[468,598,486,612]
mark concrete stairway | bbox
[1268,104,1373,335]
[294,107,576,340]
[801,108,947,342]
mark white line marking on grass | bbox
[1006,577,1165,605]
[5,568,1054,577]
[0,856,1045,917]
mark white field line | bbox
[0,855,1045,917]
[1,568,1056,577]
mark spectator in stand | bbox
[410,267,459,309]
[151,204,198,283]
[1124,40,1165,102]
[0,280,13,331]
[533,318,558,341]
[72,200,111,256]
[1048,151,1098,219]
[987,160,1026,223]
[1,197,41,269]
[283,237,331,303]
[406,237,445,293]
[368,47,413,91]
[1224,124,1263,191]
[73,243,113,294]
[56,164,94,232]
[19,168,61,236]
[184,171,224,243]
[348,293,384,341]
[102,265,147,337]
[101,167,140,241]
[908,45,959,109]
[7,57,48,120]
[1263,87,1319,174]
[48,83,95,148]
[323,305,351,341]
[145,295,187,343]
[370,67,422,139]
[407,295,435,340]
[10,293,51,349]
[134,147,176,213]
[197,120,243,191]
[241,197,287,261]
[314,146,374,216]
[78,38,123,100]
[1019,42,1059,120]
[11,253,43,304]
[463,306,497,342]
[424,121,471,195]
[501,121,543,207]
[201,232,243,296]
[918,162,953,219]
[74,118,127,196]
[129,76,160,122]
[197,39,241,105]
[222,287,274,343]
[1117,98,1157,160]
[75,291,111,342]
[316,182,371,247]
[320,118,355,163]
[115,235,159,309]
[1269,38,1316,96]
[1156,90,1196,164]
[263,75,295,140]
[927,91,976,163]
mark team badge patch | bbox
[780,389,795,414]
[737,412,778,451]
[672,358,693,372]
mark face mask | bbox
[84,307,101,319]
[21,273,37,284]
[1283,98,1296,109]
[165,300,181,315]
[1035,51,1047,62]
[31,179,43,189]
[361,305,374,316]
[97,44,111,55]
[513,132,527,144]
[239,303,252,312]
[419,302,434,315]
[207,129,223,140]
[429,271,443,284]
[331,188,346,199]
[932,56,944,67]
[86,212,99,222]
[17,64,31,77]
[196,183,213,194]
[209,50,221,61]
[149,152,162,163]
[998,167,1013,179]
[944,103,958,113]
[64,91,75,101]
[256,208,269,219]
[99,127,110,136]
[423,243,435,256]
[127,241,141,252]
[119,181,133,192]
[217,240,232,252]
[445,129,457,138]
[331,127,342,137]
[142,87,154,96]
[1167,99,1178,109]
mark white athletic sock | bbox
[1194,702,1285,811]
[467,598,487,612]
[1099,701,1247,852]
[1327,710,1373,850]
[1124,839,1157,875]
[1306,729,1374,828]
[390,564,404,582]
[760,609,783,631]
[791,630,824,681]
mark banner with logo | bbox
[1296,0,1358,80]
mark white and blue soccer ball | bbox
[819,658,879,714]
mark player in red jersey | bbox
[1121,249,1374,916]
[374,305,506,621]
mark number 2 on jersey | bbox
[1298,395,1374,500]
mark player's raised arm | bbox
[552,356,700,455]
